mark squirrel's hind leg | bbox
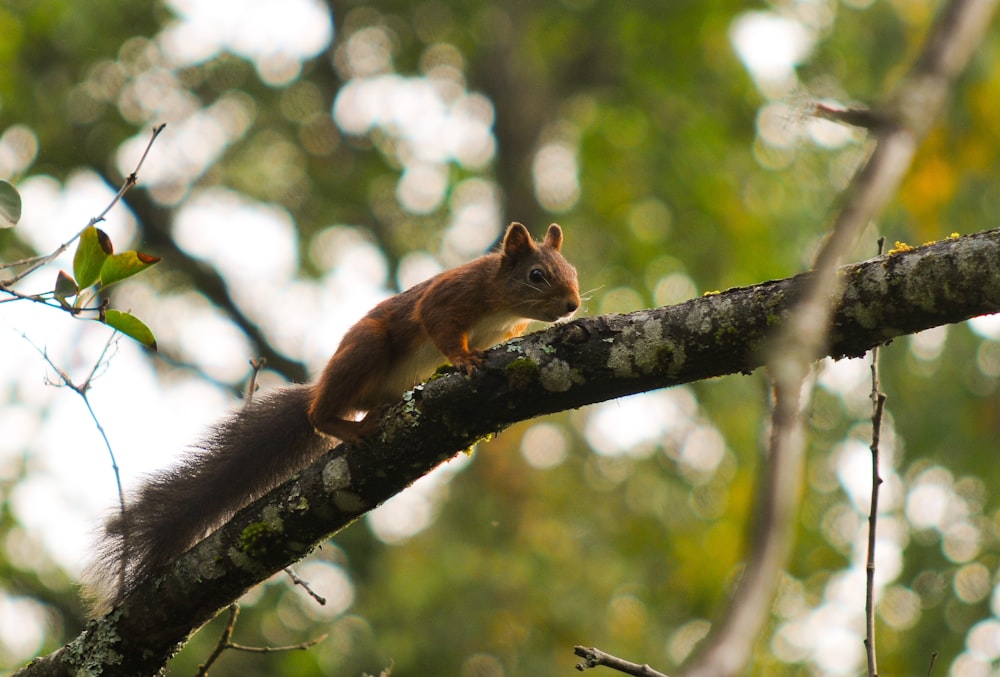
[308,317,394,445]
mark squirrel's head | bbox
[500,222,580,322]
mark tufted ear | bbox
[544,223,563,251]
[502,222,535,259]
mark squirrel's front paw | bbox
[452,351,485,376]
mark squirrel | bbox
[87,222,580,610]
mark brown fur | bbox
[307,222,579,443]
[86,223,579,612]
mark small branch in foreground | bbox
[864,238,888,677]
[574,646,670,677]
[683,370,810,677]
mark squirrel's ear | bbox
[502,222,534,258]
[544,223,563,251]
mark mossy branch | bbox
[16,228,1000,677]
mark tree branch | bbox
[16,228,1000,676]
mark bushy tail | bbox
[85,384,326,613]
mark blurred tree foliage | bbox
[2,0,1000,675]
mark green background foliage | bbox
[2,1,1000,675]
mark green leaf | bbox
[73,226,113,289]
[100,250,161,289]
[0,180,21,228]
[54,270,79,307]
[103,309,157,350]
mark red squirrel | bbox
[88,222,580,609]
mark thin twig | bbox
[19,330,124,504]
[244,357,267,408]
[574,646,671,677]
[19,329,128,590]
[864,239,888,677]
[196,603,327,676]
[925,651,939,677]
[284,566,327,605]
[227,635,327,654]
[196,605,239,677]
[0,287,70,309]
[0,123,165,286]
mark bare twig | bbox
[196,605,240,677]
[0,123,165,286]
[20,330,124,503]
[925,651,939,677]
[244,357,267,408]
[864,239,888,677]
[196,604,326,676]
[284,566,327,606]
[227,635,327,654]
[20,330,129,591]
[681,2,997,675]
[574,646,671,677]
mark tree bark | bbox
[16,228,1000,677]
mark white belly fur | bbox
[381,312,524,399]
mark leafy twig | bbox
[0,123,165,285]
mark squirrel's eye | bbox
[529,268,546,284]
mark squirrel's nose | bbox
[566,298,580,314]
